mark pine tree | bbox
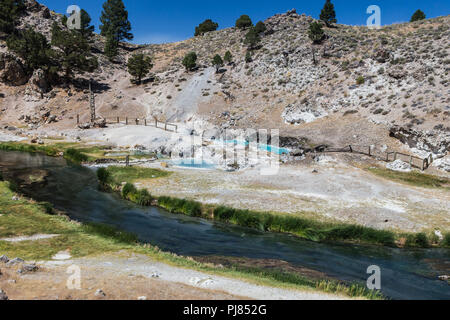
[410,10,426,22]
[99,0,133,59]
[104,32,119,60]
[80,9,95,40]
[308,22,325,44]
[0,0,25,34]
[212,54,223,72]
[127,54,153,84]
[6,28,54,73]
[320,0,337,27]
[194,19,218,36]
[51,22,98,80]
[235,15,253,29]
[182,52,197,71]
[254,21,266,34]
[224,51,233,64]
[63,9,95,41]
[244,27,261,50]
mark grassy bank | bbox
[367,167,450,189]
[0,179,383,300]
[98,166,449,248]
[0,142,88,164]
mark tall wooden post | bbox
[89,79,95,123]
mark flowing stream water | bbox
[0,150,449,300]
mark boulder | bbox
[373,49,392,63]
[0,53,29,86]
[0,289,8,301]
[93,118,107,128]
[95,289,106,297]
[388,67,408,80]
[28,68,49,93]
[6,257,24,266]
[0,255,9,263]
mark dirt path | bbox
[0,252,346,300]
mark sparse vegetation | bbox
[0,0,26,34]
[127,54,153,84]
[244,27,261,50]
[367,168,449,189]
[224,50,233,64]
[320,0,337,27]
[212,54,224,72]
[235,15,253,29]
[254,21,267,34]
[308,22,325,44]
[182,51,197,71]
[410,10,426,22]
[356,76,365,85]
[194,19,218,36]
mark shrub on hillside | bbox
[235,15,253,29]
[194,19,218,36]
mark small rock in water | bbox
[0,289,8,300]
[438,275,449,281]
[138,296,147,300]
[0,255,9,263]
[95,289,106,297]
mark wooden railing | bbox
[315,145,433,170]
[77,115,178,133]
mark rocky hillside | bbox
[0,2,449,163]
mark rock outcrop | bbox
[0,53,29,86]
[389,125,450,157]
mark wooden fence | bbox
[315,145,433,170]
[77,115,178,133]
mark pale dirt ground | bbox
[0,251,346,300]
[140,157,450,233]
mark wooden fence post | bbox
[126,117,128,125]
[394,152,398,161]
[164,122,167,131]
[368,146,371,156]
[77,114,79,124]
[349,145,353,153]
[135,118,139,125]
[144,119,147,126]
[117,117,119,124]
